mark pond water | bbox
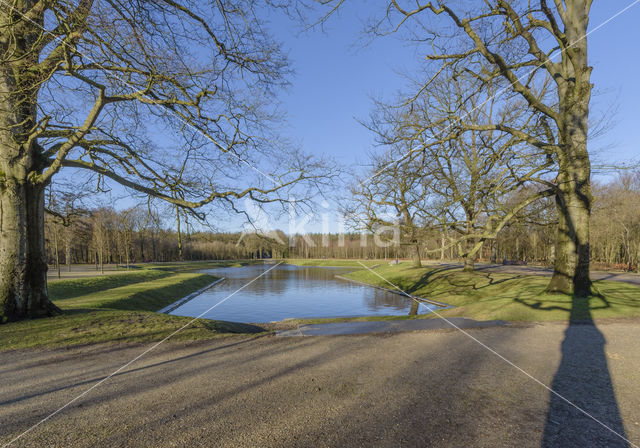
[169,264,437,323]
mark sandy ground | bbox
[1,321,639,447]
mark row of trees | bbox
[316,0,604,296]
[0,0,333,320]
[44,170,640,273]
[0,0,627,320]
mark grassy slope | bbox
[282,259,383,267]
[344,263,640,322]
[143,260,255,272]
[0,264,264,351]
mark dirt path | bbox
[1,321,639,447]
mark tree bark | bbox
[546,0,593,297]
[462,255,475,272]
[409,299,420,316]
[65,224,72,272]
[0,4,60,321]
[0,179,60,321]
[410,242,421,268]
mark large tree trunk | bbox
[409,299,420,316]
[0,178,59,321]
[0,4,60,321]
[461,228,477,272]
[546,1,593,297]
[547,185,591,296]
[410,242,421,268]
[462,255,475,272]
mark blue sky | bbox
[269,1,640,173]
[72,2,640,232]
[241,1,640,233]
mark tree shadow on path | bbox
[518,294,629,447]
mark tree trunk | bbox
[409,300,420,316]
[175,206,183,261]
[0,6,60,321]
[461,235,477,272]
[0,180,60,321]
[462,256,475,272]
[547,160,592,297]
[65,225,72,272]
[139,234,145,261]
[53,223,61,279]
[546,1,593,297]
[410,243,421,267]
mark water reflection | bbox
[170,264,434,323]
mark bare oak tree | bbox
[347,146,430,267]
[356,67,554,273]
[317,0,596,295]
[0,1,326,321]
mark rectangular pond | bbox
[169,264,438,323]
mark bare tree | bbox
[592,172,640,272]
[318,0,597,295]
[0,1,329,321]
[364,71,554,271]
[347,146,430,267]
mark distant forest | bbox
[44,172,640,274]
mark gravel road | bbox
[421,262,640,287]
[1,321,639,447]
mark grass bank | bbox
[281,259,384,267]
[342,263,640,322]
[0,263,266,351]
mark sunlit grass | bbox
[0,310,263,350]
[0,265,266,351]
[281,259,384,267]
[49,270,172,301]
[345,263,640,322]
[143,260,256,272]
[52,273,214,311]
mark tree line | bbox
[45,169,640,274]
[0,0,630,320]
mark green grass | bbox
[51,272,215,311]
[281,258,384,267]
[0,310,264,350]
[49,270,172,301]
[0,264,267,351]
[142,260,257,272]
[344,263,640,322]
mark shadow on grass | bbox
[56,275,217,312]
[49,270,171,301]
[408,267,524,300]
[404,265,462,294]
[518,294,629,447]
[148,260,255,272]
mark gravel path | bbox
[1,321,639,447]
[447,262,640,287]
